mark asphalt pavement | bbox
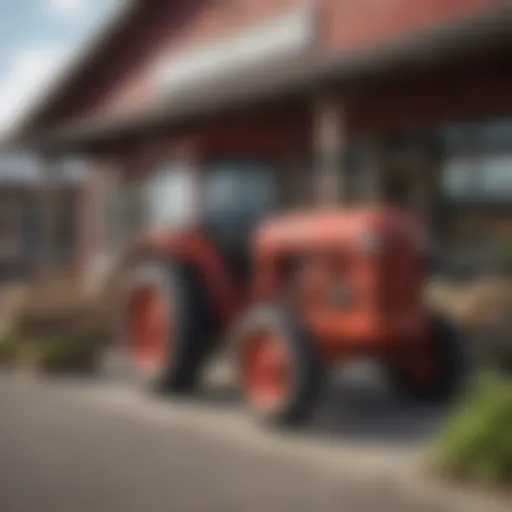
[0,366,507,512]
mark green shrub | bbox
[503,239,512,273]
[433,373,512,485]
[0,328,20,365]
[20,328,111,374]
[0,324,111,374]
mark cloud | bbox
[47,0,87,18]
[0,46,70,133]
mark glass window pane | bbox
[442,156,478,198]
[145,165,195,228]
[481,153,512,198]
[479,119,512,148]
[204,160,277,220]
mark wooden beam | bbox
[313,94,346,204]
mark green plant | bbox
[0,327,20,365]
[0,309,113,375]
[433,373,512,485]
[502,239,512,273]
[26,328,111,373]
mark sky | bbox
[0,0,121,134]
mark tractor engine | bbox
[252,207,429,357]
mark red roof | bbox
[7,2,512,153]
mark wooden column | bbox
[313,94,346,205]
[81,162,109,268]
[39,156,58,274]
[96,156,135,258]
[75,156,134,296]
[104,164,124,256]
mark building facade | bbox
[0,154,89,279]
[10,0,512,273]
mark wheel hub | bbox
[242,333,289,411]
[128,286,170,372]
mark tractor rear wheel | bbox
[387,314,468,403]
[126,261,212,393]
[233,305,324,427]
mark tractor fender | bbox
[138,230,241,326]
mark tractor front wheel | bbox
[387,314,468,403]
[233,305,324,427]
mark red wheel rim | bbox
[241,332,290,411]
[128,286,170,372]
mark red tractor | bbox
[126,159,466,426]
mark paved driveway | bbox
[0,368,504,512]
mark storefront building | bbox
[0,154,87,279]
[8,0,512,273]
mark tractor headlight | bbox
[359,231,385,257]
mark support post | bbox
[79,161,109,271]
[39,156,58,274]
[313,94,346,205]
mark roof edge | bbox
[9,0,141,139]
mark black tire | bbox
[387,314,468,403]
[125,260,213,393]
[232,304,324,427]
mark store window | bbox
[106,163,197,252]
[144,165,196,229]
[0,202,22,259]
[441,119,512,203]
[442,153,512,202]
[442,155,478,199]
[438,119,512,273]
[481,154,512,199]
[203,159,278,252]
[204,160,277,222]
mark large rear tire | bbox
[125,261,213,393]
[233,305,324,427]
[387,314,468,403]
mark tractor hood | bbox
[254,206,427,255]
